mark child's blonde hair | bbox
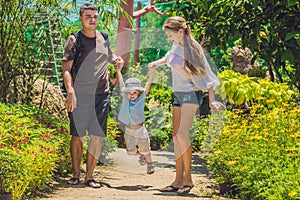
[163,16,206,76]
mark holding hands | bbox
[113,56,124,70]
[144,4,166,16]
[113,56,124,67]
[148,62,157,70]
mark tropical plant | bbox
[174,0,300,91]
[0,103,71,199]
[0,0,123,103]
[217,70,294,106]
[0,0,71,103]
[206,104,300,199]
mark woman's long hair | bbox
[163,16,206,76]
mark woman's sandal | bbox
[84,179,101,188]
[67,177,80,185]
[158,185,180,192]
[177,184,194,195]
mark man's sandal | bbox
[158,185,180,192]
[67,177,80,185]
[177,184,194,195]
[84,179,101,188]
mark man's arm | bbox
[109,76,118,86]
[62,60,76,112]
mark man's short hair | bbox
[79,3,98,16]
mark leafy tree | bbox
[174,0,300,91]
[0,0,70,103]
[0,0,122,103]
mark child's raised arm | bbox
[115,64,124,90]
[145,67,156,96]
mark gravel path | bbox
[35,148,235,200]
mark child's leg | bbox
[124,134,138,155]
[144,153,155,174]
[144,153,152,163]
[138,142,155,174]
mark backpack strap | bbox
[72,32,82,67]
[101,32,110,48]
[99,31,113,62]
[70,31,82,82]
[100,31,108,40]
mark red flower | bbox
[59,127,65,134]
[22,138,28,144]
[45,132,53,138]
[13,147,21,154]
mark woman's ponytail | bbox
[183,25,206,76]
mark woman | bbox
[148,16,220,195]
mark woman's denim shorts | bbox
[173,90,204,107]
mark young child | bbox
[116,65,156,174]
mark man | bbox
[62,3,123,188]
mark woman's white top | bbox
[165,43,220,92]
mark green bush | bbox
[217,70,294,106]
[145,95,172,149]
[206,104,300,199]
[102,115,120,156]
[0,103,71,199]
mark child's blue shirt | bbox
[118,92,146,126]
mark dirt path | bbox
[36,148,234,200]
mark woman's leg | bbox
[171,106,184,187]
[174,104,199,188]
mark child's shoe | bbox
[138,155,146,165]
[146,162,155,174]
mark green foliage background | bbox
[174,0,300,91]
[1,0,300,199]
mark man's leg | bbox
[68,135,83,184]
[85,135,102,187]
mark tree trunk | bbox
[116,0,134,68]
[116,0,165,69]
[133,2,141,67]
[267,63,275,82]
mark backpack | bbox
[62,31,110,93]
